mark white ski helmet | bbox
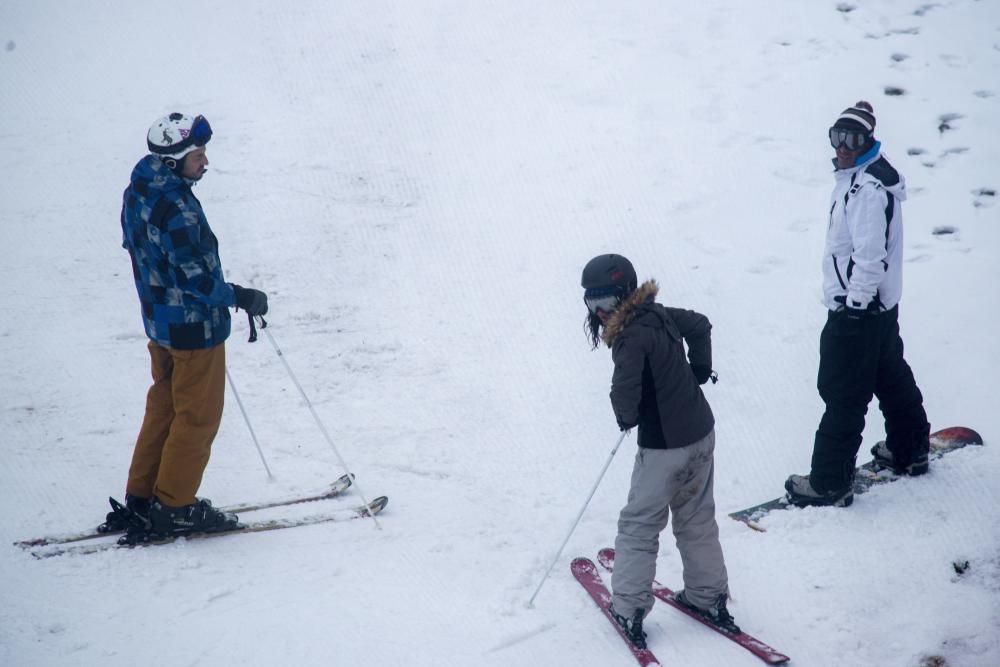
[146,112,213,163]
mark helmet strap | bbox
[163,155,186,176]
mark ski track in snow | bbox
[1,1,999,666]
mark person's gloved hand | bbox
[833,295,876,335]
[691,364,718,385]
[617,418,636,433]
[232,284,268,316]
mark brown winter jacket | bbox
[603,280,715,450]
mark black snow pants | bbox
[810,306,930,491]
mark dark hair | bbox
[584,311,603,350]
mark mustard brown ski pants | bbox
[126,341,226,507]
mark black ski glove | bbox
[617,418,636,433]
[691,365,718,385]
[232,284,269,316]
[833,295,874,335]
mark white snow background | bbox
[1,1,998,665]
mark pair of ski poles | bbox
[227,313,382,529]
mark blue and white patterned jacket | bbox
[121,155,235,349]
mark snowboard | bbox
[729,426,983,531]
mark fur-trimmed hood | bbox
[601,279,658,347]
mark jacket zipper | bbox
[832,255,847,290]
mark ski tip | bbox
[362,496,388,516]
[331,474,355,492]
[14,538,46,548]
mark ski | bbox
[597,548,789,664]
[571,557,663,667]
[29,496,387,560]
[15,474,355,549]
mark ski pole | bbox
[527,429,629,607]
[225,367,275,480]
[255,316,382,530]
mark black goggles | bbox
[584,288,622,315]
[829,127,868,151]
[189,115,213,147]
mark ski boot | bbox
[673,591,741,634]
[147,497,240,537]
[98,494,151,533]
[608,604,647,649]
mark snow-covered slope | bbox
[1,1,998,665]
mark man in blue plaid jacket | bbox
[115,112,268,537]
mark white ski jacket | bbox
[822,145,907,312]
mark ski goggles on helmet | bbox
[187,115,213,147]
[584,287,622,315]
[829,126,869,151]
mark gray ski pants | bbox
[611,429,729,617]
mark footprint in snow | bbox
[940,147,969,159]
[939,53,964,68]
[884,86,906,96]
[907,147,936,169]
[973,90,994,98]
[932,226,958,237]
[746,257,784,275]
[972,188,996,209]
[938,113,963,134]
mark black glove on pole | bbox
[232,284,269,316]
[232,284,269,342]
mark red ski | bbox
[571,557,663,666]
[597,548,789,665]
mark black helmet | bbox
[581,254,637,293]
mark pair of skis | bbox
[573,548,789,665]
[17,474,387,559]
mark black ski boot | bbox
[674,591,741,634]
[608,604,647,649]
[98,494,151,533]
[146,497,240,538]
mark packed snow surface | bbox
[1,1,998,665]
